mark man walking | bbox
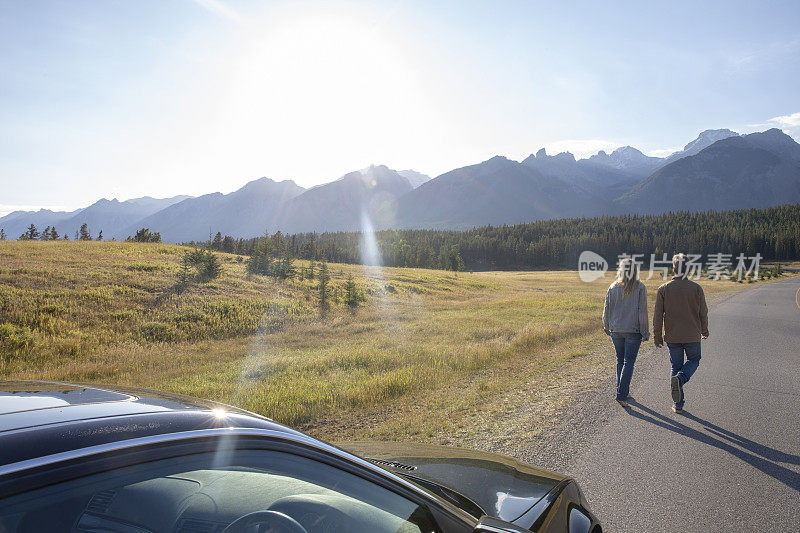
[653,253,709,413]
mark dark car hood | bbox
[337,441,563,523]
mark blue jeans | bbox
[611,333,642,400]
[667,342,701,408]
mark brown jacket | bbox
[653,276,709,345]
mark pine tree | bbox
[42,226,51,241]
[131,228,161,243]
[318,262,330,311]
[0,228,5,241]
[246,236,273,275]
[222,235,235,253]
[50,227,59,240]
[211,232,223,250]
[25,224,39,240]
[97,230,103,241]
[187,248,206,265]
[63,233,69,240]
[307,259,316,280]
[177,252,193,286]
[343,274,364,309]
[278,251,295,279]
[200,251,223,281]
[79,223,92,241]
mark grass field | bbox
[0,241,777,444]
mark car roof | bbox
[0,381,138,415]
[0,379,257,422]
[0,380,305,466]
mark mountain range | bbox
[3,128,799,242]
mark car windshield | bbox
[0,448,438,533]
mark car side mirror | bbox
[473,516,531,533]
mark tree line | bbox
[195,204,800,270]
[7,204,799,270]
[2,223,160,243]
[10,223,103,241]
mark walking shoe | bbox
[672,405,683,413]
[670,375,683,404]
[616,399,629,408]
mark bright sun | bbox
[223,13,432,180]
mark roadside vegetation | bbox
[0,241,790,444]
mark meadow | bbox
[0,241,764,445]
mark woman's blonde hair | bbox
[614,258,640,297]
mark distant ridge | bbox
[619,129,800,214]
[3,128,799,241]
[0,195,188,240]
[123,178,305,242]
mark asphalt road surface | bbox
[565,277,800,532]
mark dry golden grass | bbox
[0,241,769,442]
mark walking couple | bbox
[602,253,709,413]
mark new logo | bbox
[578,251,608,282]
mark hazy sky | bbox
[2,0,799,213]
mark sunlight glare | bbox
[226,13,426,178]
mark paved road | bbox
[565,277,800,532]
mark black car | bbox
[0,381,600,533]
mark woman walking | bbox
[602,258,649,408]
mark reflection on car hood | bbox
[336,441,563,523]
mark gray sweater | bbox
[602,281,650,340]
